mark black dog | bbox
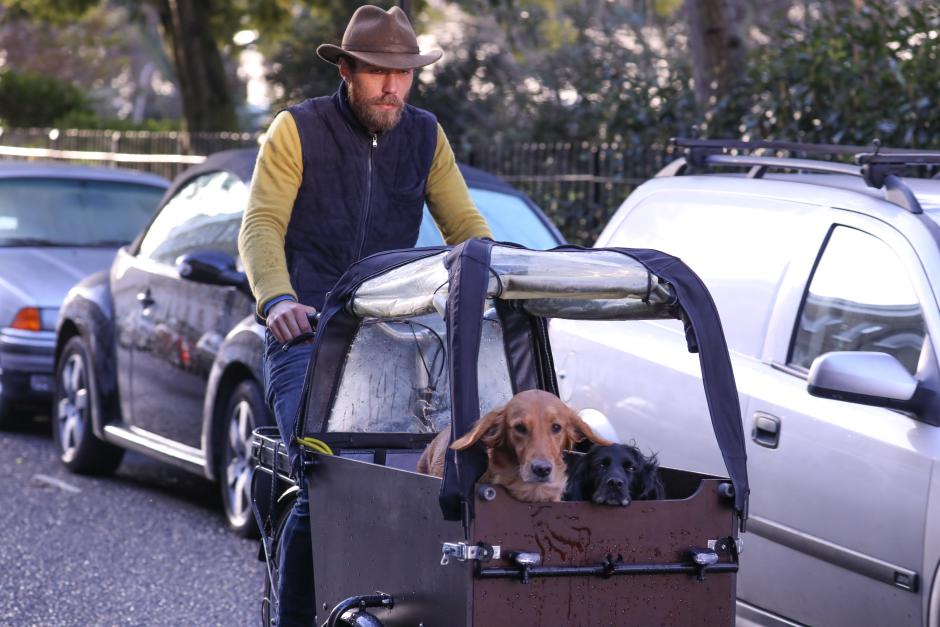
[564,443,665,506]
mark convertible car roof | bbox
[0,160,169,188]
[167,147,532,202]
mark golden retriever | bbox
[416,389,612,502]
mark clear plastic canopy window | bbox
[327,314,514,433]
[350,247,677,321]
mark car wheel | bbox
[220,378,270,536]
[52,335,124,475]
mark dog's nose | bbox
[531,460,552,478]
[607,478,624,490]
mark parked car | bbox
[53,148,564,535]
[549,140,940,627]
[0,162,168,428]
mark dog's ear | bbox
[634,451,666,500]
[563,450,593,501]
[450,406,506,451]
[564,411,613,450]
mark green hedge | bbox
[708,1,940,149]
[0,70,92,128]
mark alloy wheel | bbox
[224,397,255,529]
[57,352,88,462]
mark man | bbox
[238,5,491,625]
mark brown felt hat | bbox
[317,5,442,70]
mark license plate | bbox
[30,374,53,392]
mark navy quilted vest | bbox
[284,83,438,309]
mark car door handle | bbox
[752,411,781,449]
[137,289,155,309]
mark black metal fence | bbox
[455,140,669,245]
[0,127,258,181]
[0,127,669,245]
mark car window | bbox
[789,226,926,374]
[416,188,558,249]
[0,178,164,247]
[138,171,247,266]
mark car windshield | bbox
[0,177,165,247]
[416,187,559,249]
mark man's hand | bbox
[267,300,318,344]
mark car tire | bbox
[52,335,124,475]
[219,378,271,536]
[0,393,24,430]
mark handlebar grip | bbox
[281,312,320,352]
[281,331,316,352]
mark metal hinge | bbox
[440,541,500,566]
[708,536,743,556]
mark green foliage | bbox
[427,0,940,153]
[705,0,940,149]
[55,110,181,131]
[262,4,351,108]
[0,0,98,23]
[409,16,530,143]
[652,0,683,18]
[0,70,92,127]
[408,1,699,148]
[264,1,675,144]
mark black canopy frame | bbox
[297,241,750,532]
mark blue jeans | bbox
[263,330,316,627]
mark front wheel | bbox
[219,378,270,536]
[52,335,124,475]
[260,499,291,627]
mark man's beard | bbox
[347,81,406,133]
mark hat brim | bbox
[317,44,442,70]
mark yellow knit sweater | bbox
[238,111,492,317]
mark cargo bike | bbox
[250,240,750,626]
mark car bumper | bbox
[0,328,56,406]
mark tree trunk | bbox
[685,0,745,108]
[157,0,238,134]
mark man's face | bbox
[341,59,414,133]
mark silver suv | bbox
[550,140,940,627]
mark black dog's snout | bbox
[531,460,553,478]
[606,477,624,489]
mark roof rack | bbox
[657,138,940,214]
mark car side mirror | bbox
[177,250,250,293]
[807,351,917,410]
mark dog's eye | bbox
[598,459,610,468]
[551,423,562,434]
[623,462,635,471]
[513,424,528,434]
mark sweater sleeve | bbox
[238,111,303,318]
[425,124,493,244]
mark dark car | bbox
[53,148,564,534]
[0,163,168,428]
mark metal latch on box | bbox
[440,541,500,566]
